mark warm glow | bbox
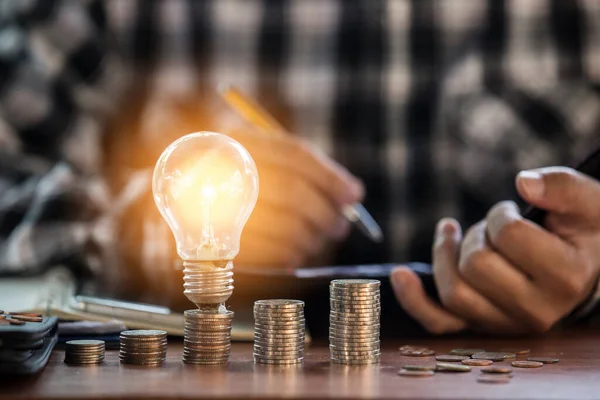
[153,132,259,260]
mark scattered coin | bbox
[481,366,513,374]
[120,330,168,366]
[478,375,511,384]
[450,348,485,356]
[401,348,435,357]
[436,362,472,372]
[436,354,469,362]
[501,348,531,355]
[462,359,493,367]
[329,280,381,365]
[184,310,234,365]
[403,364,437,371]
[471,352,507,362]
[398,369,435,377]
[64,340,105,365]
[512,360,543,368]
[527,357,559,364]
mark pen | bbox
[219,84,383,243]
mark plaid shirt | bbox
[1,0,600,303]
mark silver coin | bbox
[254,300,305,309]
[254,358,303,365]
[184,309,234,318]
[330,358,380,365]
[331,279,380,287]
[120,329,167,337]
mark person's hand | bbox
[391,167,600,335]
[230,129,364,268]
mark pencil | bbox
[219,84,383,243]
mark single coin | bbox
[9,319,25,325]
[403,364,437,371]
[462,359,493,367]
[10,315,43,322]
[254,300,305,309]
[471,352,507,362]
[436,354,469,362]
[66,340,105,347]
[481,366,513,374]
[512,360,543,368]
[399,345,422,352]
[497,352,516,359]
[8,312,42,317]
[120,329,167,338]
[450,348,486,356]
[436,363,471,372]
[398,369,435,377]
[330,294,382,302]
[478,375,511,384]
[330,279,381,287]
[527,357,559,364]
[185,310,235,318]
[401,348,435,357]
[331,358,380,365]
[501,348,530,355]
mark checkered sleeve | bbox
[0,0,126,292]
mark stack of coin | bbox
[329,279,381,365]
[119,330,167,366]
[64,340,105,365]
[183,310,234,365]
[253,300,305,365]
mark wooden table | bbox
[3,327,600,400]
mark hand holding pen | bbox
[220,85,383,245]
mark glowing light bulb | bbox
[152,132,259,309]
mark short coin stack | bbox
[253,300,305,365]
[64,340,105,365]
[329,279,381,365]
[183,310,234,365]
[119,330,167,366]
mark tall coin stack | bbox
[183,310,234,365]
[64,340,105,365]
[119,330,168,366]
[329,279,381,365]
[253,300,305,365]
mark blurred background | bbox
[0,0,599,335]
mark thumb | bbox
[516,167,600,222]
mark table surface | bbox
[3,327,600,400]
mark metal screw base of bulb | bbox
[183,260,234,309]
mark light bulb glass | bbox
[152,132,259,261]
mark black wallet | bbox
[0,316,58,376]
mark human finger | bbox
[516,167,600,227]
[435,219,523,333]
[486,201,582,289]
[390,266,468,335]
